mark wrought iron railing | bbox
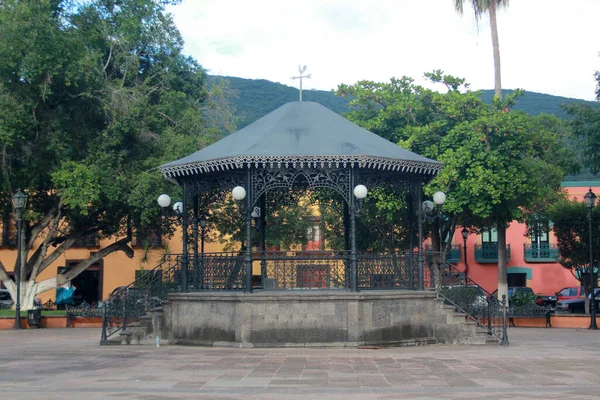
[523,243,558,263]
[358,252,417,290]
[261,250,348,289]
[100,253,182,344]
[474,243,511,263]
[437,261,508,343]
[189,252,246,290]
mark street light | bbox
[199,215,207,256]
[461,227,469,284]
[231,186,253,292]
[349,184,368,291]
[157,193,189,291]
[584,188,597,330]
[417,191,446,290]
[12,189,28,330]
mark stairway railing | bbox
[100,253,182,344]
[436,261,508,344]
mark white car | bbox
[0,289,14,308]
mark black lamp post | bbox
[12,189,28,330]
[461,227,469,284]
[199,215,207,257]
[157,194,189,291]
[584,188,597,330]
[416,191,446,290]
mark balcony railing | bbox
[524,243,558,263]
[474,243,511,263]
[425,245,461,263]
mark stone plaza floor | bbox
[1,327,599,399]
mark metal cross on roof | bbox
[291,65,311,102]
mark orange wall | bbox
[453,183,599,295]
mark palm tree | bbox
[455,0,509,100]
[456,0,510,304]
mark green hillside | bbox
[214,76,349,128]
[213,75,596,128]
[479,89,592,119]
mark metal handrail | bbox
[100,253,182,344]
[436,259,508,343]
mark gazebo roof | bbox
[160,101,442,178]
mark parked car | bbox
[0,289,13,309]
[491,287,557,308]
[556,288,600,313]
[556,286,586,301]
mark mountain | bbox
[212,75,596,129]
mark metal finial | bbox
[291,65,312,102]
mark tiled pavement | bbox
[1,327,600,399]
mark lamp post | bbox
[157,194,189,291]
[350,184,368,292]
[461,227,469,284]
[232,186,253,293]
[12,189,28,330]
[416,191,446,290]
[199,215,207,256]
[584,188,597,330]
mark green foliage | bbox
[511,291,536,307]
[0,0,235,294]
[548,199,600,274]
[219,77,596,129]
[336,71,577,271]
[565,102,600,175]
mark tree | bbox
[564,71,600,174]
[337,72,577,299]
[549,199,600,312]
[0,0,235,309]
[455,0,509,100]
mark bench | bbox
[508,306,553,328]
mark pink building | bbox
[451,182,599,296]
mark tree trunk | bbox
[497,222,508,307]
[488,2,503,100]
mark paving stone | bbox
[3,327,600,398]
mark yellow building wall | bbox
[1,228,225,303]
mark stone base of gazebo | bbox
[160,291,493,347]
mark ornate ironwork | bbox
[262,250,349,290]
[161,155,443,179]
[474,243,512,263]
[437,259,507,342]
[523,243,558,262]
[252,168,351,206]
[66,301,103,318]
[185,173,246,201]
[357,252,417,290]
[100,254,182,343]
[189,252,246,290]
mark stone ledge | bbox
[169,290,438,303]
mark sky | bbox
[168,0,600,101]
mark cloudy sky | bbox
[168,0,600,100]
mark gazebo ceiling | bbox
[160,101,442,178]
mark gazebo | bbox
[159,101,442,293]
[108,100,498,348]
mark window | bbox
[530,221,549,246]
[558,287,579,297]
[482,228,498,243]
